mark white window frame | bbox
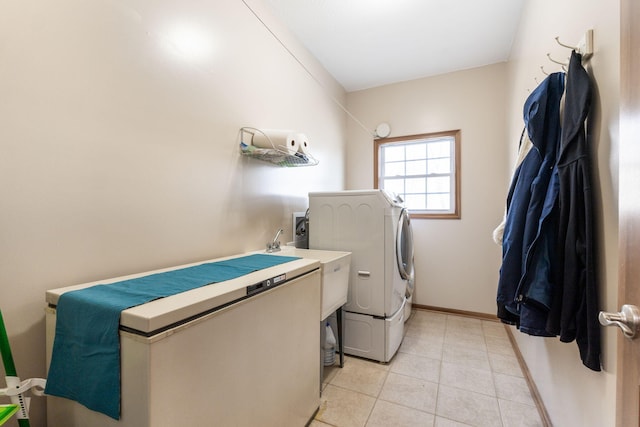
[374,130,461,219]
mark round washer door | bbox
[396,208,415,290]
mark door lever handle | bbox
[599,304,640,339]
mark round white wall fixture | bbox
[375,123,391,138]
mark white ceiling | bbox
[264,0,526,92]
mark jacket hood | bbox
[523,72,565,154]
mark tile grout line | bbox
[504,324,553,427]
[483,321,507,427]
[362,366,391,427]
[434,330,444,427]
[434,316,447,426]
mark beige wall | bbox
[346,63,509,315]
[0,1,346,425]
[505,1,619,426]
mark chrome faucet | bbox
[266,228,283,253]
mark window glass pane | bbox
[384,161,405,177]
[427,140,451,158]
[406,177,426,193]
[404,194,426,210]
[406,143,427,160]
[426,193,450,210]
[427,176,450,193]
[383,178,404,195]
[376,131,458,218]
[428,158,451,174]
[406,160,426,176]
[384,145,405,162]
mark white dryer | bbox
[309,189,414,362]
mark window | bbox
[374,130,461,219]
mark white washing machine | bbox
[309,189,414,362]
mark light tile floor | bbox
[311,310,544,427]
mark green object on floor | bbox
[0,404,18,426]
[0,310,30,427]
[0,312,17,380]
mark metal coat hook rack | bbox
[547,29,593,67]
[529,29,594,91]
[547,53,568,70]
[555,29,594,60]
